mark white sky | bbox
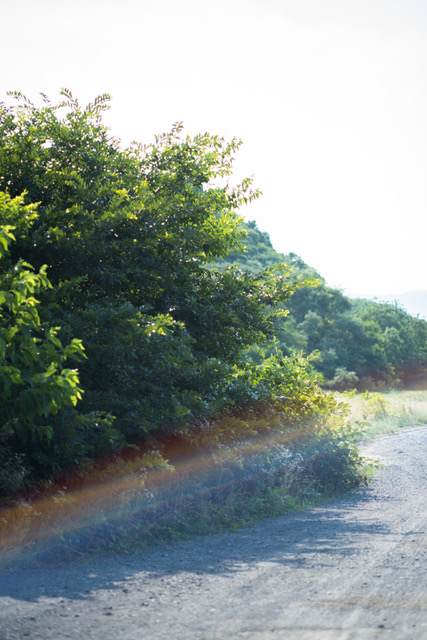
[1,0,427,296]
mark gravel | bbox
[0,425,426,640]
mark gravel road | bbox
[0,425,426,640]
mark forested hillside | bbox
[214,220,427,390]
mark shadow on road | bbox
[0,484,400,604]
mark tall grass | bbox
[0,411,366,568]
[9,388,416,568]
[336,389,427,439]
[6,388,422,568]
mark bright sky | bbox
[1,0,427,296]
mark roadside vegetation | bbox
[214,221,427,392]
[336,389,427,438]
[0,91,425,567]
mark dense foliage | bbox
[215,220,427,390]
[1,91,344,495]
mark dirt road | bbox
[0,425,426,640]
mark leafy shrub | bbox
[295,423,365,494]
[360,391,389,419]
[0,203,120,492]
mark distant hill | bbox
[350,291,427,320]
[212,220,427,389]
[387,292,427,319]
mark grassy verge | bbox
[0,404,368,568]
[335,389,427,439]
[2,391,425,569]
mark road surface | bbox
[0,425,426,639]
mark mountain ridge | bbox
[348,290,427,319]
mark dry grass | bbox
[335,389,427,439]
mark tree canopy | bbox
[214,220,427,390]
[0,90,318,489]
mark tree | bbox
[0,196,119,488]
[213,219,427,390]
[0,90,299,457]
[0,205,84,443]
